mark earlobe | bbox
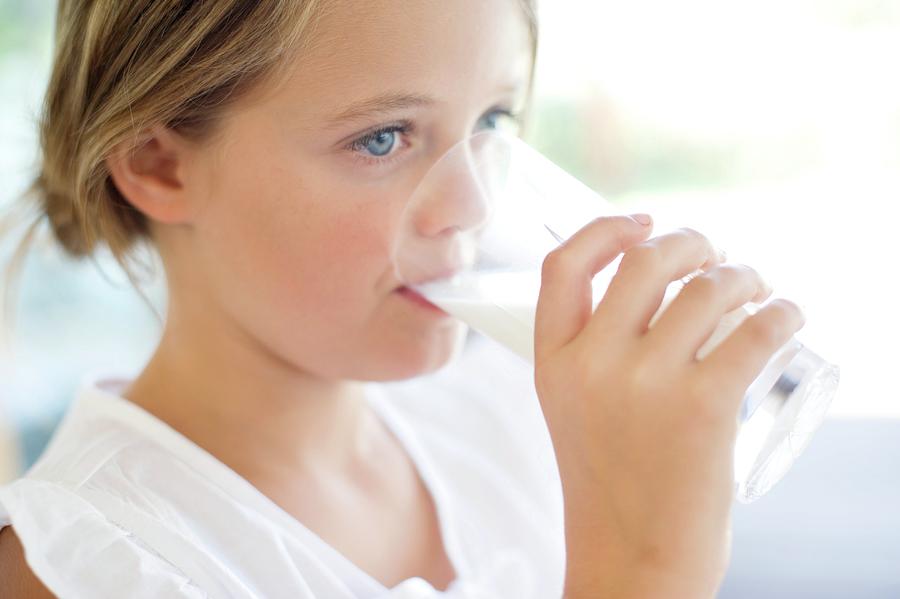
[106,126,194,225]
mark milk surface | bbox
[418,271,540,362]
[417,268,750,364]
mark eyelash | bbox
[345,108,521,168]
[346,121,416,168]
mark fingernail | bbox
[629,213,652,226]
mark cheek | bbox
[189,138,455,380]
[201,156,395,324]
[287,203,393,308]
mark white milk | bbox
[418,268,754,365]
[419,271,541,363]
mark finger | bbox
[590,227,724,338]
[697,298,806,401]
[535,214,653,362]
[645,264,773,362]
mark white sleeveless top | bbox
[0,338,565,598]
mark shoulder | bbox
[0,479,209,598]
[0,526,56,598]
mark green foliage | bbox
[0,1,53,56]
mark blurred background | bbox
[1,1,898,597]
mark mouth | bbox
[390,263,463,315]
[393,285,448,315]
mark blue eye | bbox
[345,107,521,168]
[364,129,396,157]
[477,109,520,132]
[347,122,412,162]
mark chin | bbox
[361,321,469,381]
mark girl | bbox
[0,1,803,597]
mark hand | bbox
[533,214,804,598]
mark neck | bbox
[123,295,377,481]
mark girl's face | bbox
[172,0,533,381]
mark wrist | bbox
[564,567,719,599]
[563,541,722,599]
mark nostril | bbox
[438,224,462,238]
[416,215,463,239]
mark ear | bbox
[106,126,194,225]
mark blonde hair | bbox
[4,0,539,311]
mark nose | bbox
[393,132,510,285]
[412,138,492,238]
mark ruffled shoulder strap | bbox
[0,478,208,598]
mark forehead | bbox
[265,0,533,122]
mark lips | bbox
[394,285,447,314]
[398,266,462,288]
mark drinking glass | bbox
[391,130,840,503]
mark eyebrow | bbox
[323,92,437,129]
[323,81,528,130]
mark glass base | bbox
[734,347,840,503]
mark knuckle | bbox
[610,220,636,253]
[622,242,663,272]
[541,247,569,278]
[572,346,600,386]
[735,263,762,285]
[769,298,805,329]
[675,226,715,257]
[675,225,702,238]
[675,226,709,246]
[684,272,718,298]
[622,358,659,399]
[745,313,783,347]
[720,263,760,291]
[723,262,755,279]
